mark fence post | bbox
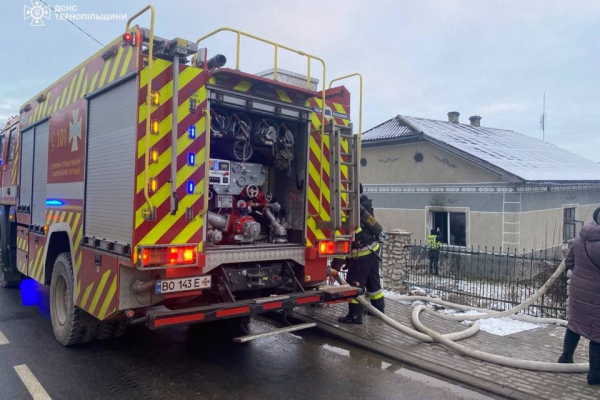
[380,229,412,292]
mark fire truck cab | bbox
[0,6,363,345]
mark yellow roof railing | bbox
[193,27,329,218]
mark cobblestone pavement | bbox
[295,299,600,400]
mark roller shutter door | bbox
[85,78,136,244]
[19,128,34,207]
[31,121,49,226]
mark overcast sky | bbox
[0,0,598,160]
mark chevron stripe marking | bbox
[134,147,205,229]
[80,282,95,309]
[98,276,117,319]
[88,270,111,315]
[120,46,134,77]
[137,178,205,245]
[108,47,124,83]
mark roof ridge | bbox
[363,115,399,134]
[400,114,516,133]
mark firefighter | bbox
[427,228,441,275]
[332,184,385,324]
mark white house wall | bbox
[361,142,505,184]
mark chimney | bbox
[469,115,482,127]
[447,111,460,124]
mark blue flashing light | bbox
[46,199,64,206]
[0,159,3,165]
[188,125,196,139]
[187,180,195,194]
[188,152,195,166]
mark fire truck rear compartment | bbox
[205,98,309,250]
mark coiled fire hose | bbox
[338,260,589,372]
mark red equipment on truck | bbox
[0,6,364,345]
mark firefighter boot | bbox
[588,341,600,385]
[558,329,580,364]
[371,297,385,314]
[338,303,363,324]
[364,298,386,316]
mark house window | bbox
[431,211,467,246]
[7,128,16,162]
[563,207,577,242]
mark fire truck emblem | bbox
[24,1,51,27]
[69,109,82,152]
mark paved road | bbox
[0,279,494,400]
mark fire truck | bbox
[0,6,363,346]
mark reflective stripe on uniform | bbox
[367,290,384,300]
[349,242,380,258]
[355,227,362,234]
[349,298,359,304]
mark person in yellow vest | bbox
[331,184,385,324]
[427,228,442,275]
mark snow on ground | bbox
[473,317,544,336]
[443,309,545,336]
[382,289,405,301]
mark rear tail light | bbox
[138,246,197,268]
[169,246,196,265]
[318,240,350,256]
[139,248,150,266]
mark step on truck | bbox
[0,6,364,345]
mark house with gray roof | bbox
[361,112,600,252]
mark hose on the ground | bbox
[337,259,589,372]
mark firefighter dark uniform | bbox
[334,192,385,325]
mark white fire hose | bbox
[339,260,590,372]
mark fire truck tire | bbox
[50,252,95,346]
[95,320,127,341]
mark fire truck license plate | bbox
[155,276,212,294]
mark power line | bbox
[39,0,104,47]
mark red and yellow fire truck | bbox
[0,6,363,345]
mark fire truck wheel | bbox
[95,320,127,341]
[50,252,92,346]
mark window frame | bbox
[426,206,469,248]
[562,204,579,243]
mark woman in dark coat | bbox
[558,207,600,385]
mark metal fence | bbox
[403,243,568,319]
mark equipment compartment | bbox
[206,102,309,249]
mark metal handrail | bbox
[329,73,363,139]
[126,5,156,215]
[200,109,211,218]
[328,74,363,233]
[191,27,328,218]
